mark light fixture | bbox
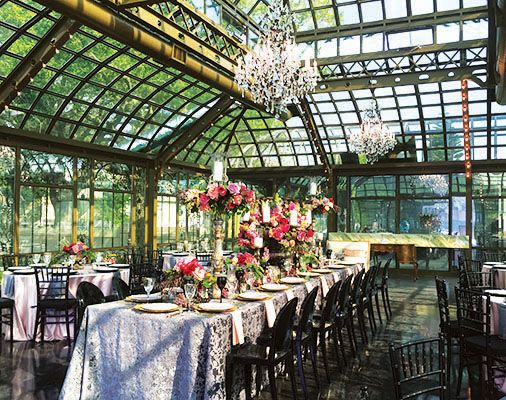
[418,175,448,196]
[234,0,319,118]
[349,99,396,164]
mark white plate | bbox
[29,263,46,267]
[110,263,130,268]
[311,269,333,274]
[486,289,506,294]
[327,264,348,269]
[94,261,112,266]
[280,277,306,284]
[260,283,289,292]
[238,291,271,301]
[93,266,119,273]
[8,266,29,272]
[138,303,179,313]
[484,261,504,265]
[13,268,35,274]
[126,293,162,302]
[297,271,321,277]
[337,260,360,265]
[197,302,235,312]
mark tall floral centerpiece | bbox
[61,240,91,267]
[180,181,255,273]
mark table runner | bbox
[1,269,130,341]
[60,266,355,400]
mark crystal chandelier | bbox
[234,0,319,118]
[418,175,448,196]
[349,100,396,164]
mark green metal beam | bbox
[157,95,235,167]
[295,6,488,43]
[41,0,291,120]
[0,17,79,110]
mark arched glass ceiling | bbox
[0,0,500,170]
[177,107,320,168]
[0,0,222,154]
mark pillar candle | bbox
[309,182,317,196]
[306,209,312,224]
[212,160,224,182]
[289,208,298,226]
[253,236,264,249]
[262,202,270,223]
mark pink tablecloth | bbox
[483,265,506,289]
[1,269,130,341]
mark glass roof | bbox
[177,106,320,168]
[0,0,500,170]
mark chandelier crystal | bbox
[234,0,319,118]
[349,100,396,164]
[418,175,448,196]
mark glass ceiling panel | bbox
[176,106,319,168]
[0,4,222,154]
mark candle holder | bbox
[210,152,228,183]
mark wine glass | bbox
[235,269,245,294]
[142,277,155,303]
[68,254,76,269]
[32,254,41,264]
[95,252,103,264]
[184,282,196,312]
[216,274,227,303]
[43,253,51,267]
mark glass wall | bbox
[0,146,146,256]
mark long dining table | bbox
[59,265,358,400]
[1,267,130,341]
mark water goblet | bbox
[216,274,227,303]
[69,254,76,269]
[235,269,245,294]
[184,282,196,312]
[95,252,103,264]
[43,253,51,267]
[142,277,155,303]
[32,254,41,264]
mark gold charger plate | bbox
[297,271,321,277]
[133,303,180,314]
[194,303,237,313]
[311,269,333,274]
[236,292,272,301]
[258,284,290,292]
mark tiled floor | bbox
[0,272,465,399]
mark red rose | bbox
[233,194,243,205]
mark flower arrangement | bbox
[308,195,338,214]
[62,241,88,255]
[171,258,216,288]
[226,251,264,280]
[180,181,256,217]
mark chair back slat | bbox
[389,337,447,400]
[435,277,451,329]
[484,251,504,263]
[34,266,71,301]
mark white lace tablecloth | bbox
[1,268,130,341]
[60,267,356,400]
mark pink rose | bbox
[207,183,219,200]
[227,182,240,195]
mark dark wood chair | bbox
[389,336,448,400]
[76,282,105,329]
[110,276,130,301]
[369,263,383,325]
[226,298,299,400]
[455,288,506,398]
[484,251,504,263]
[1,255,15,270]
[129,262,156,294]
[33,266,77,344]
[0,293,14,341]
[435,277,459,379]
[460,269,493,291]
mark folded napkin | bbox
[264,298,277,328]
[230,309,245,345]
[2,275,14,297]
[320,276,329,297]
[305,281,313,293]
[285,289,295,301]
